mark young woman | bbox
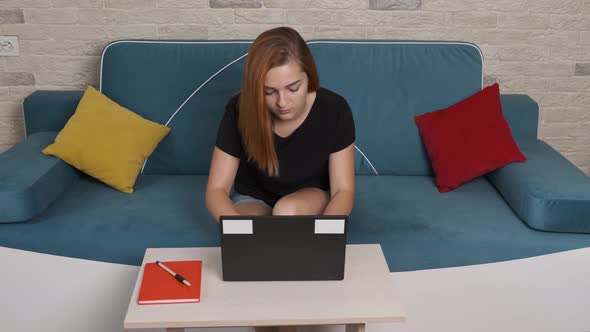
[205,26,355,222]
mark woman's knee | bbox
[272,188,330,216]
[272,196,298,216]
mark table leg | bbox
[166,328,184,332]
[345,323,365,332]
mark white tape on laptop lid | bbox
[222,219,253,234]
[314,219,345,234]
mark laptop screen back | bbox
[220,215,348,281]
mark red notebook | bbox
[137,260,202,305]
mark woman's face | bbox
[263,61,310,122]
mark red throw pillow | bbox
[414,83,526,193]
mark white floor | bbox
[1,246,589,332]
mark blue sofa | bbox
[1,40,590,272]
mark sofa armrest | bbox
[487,139,590,233]
[500,94,539,139]
[23,90,84,136]
[0,132,80,223]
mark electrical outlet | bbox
[0,36,19,56]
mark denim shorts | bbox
[230,189,331,209]
[230,192,272,208]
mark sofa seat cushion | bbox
[350,175,590,271]
[2,175,590,271]
[0,174,218,265]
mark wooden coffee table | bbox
[124,244,405,332]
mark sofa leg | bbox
[345,323,365,332]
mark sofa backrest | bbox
[307,41,482,175]
[100,40,509,175]
[101,41,251,175]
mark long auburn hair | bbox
[238,27,319,177]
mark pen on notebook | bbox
[156,261,191,286]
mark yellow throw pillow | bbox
[43,86,170,193]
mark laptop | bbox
[219,215,348,281]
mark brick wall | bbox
[1,0,589,174]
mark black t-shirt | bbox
[215,87,355,207]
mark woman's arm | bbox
[205,147,241,222]
[323,143,355,215]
